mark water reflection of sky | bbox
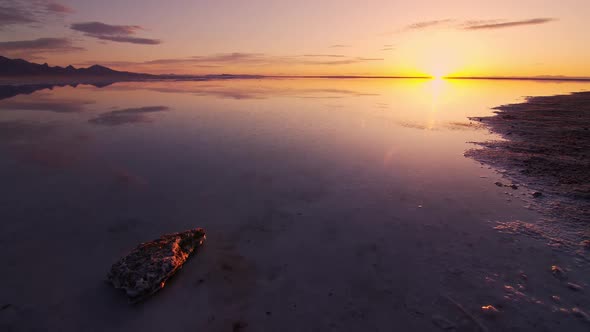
[2,79,590,331]
[0,79,588,178]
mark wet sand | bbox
[467,92,590,254]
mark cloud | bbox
[0,5,36,27]
[405,19,454,30]
[45,2,74,14]
[329,44,351,48]
[404,17,557,32]
[78,53,383,73]
[91,35,161,45]
[303,54,347,58]
[0,37,84,56]
[70,21,141,35]
[70,21,161,45]
[463,18,557,30]
[0,1,73,28]
[89,106,169,126]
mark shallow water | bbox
[1,78,589,331]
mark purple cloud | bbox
[45,2,74,14]
[70,21,161,45]
[0,37,84,55]
[70,21,142,35]
[0,1,73,28]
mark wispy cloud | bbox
[89,106,169,126]
[462,18,557,30]
[70,21,161,45]
[329,44,351,48]
[91,35,161,45]
[0,37,84,57]
[76,52,384,73]
[70,21,141,35]
[404,17,557,31]
[45,2,74,14]
[303,54,347,58]
[405,19,454,30]
[0,1,73,28]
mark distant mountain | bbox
[0,56,153,78]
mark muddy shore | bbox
[466,91,590,255]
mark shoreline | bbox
[466,91,590,255]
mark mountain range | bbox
[0,56,151,78]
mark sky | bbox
[1,0,589,77]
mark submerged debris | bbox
[107,228,206,303]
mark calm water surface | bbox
[1,78,589,331]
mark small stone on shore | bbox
[481,305,500,318]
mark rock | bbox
[481,305,500,318]
[550,295,561,303]
[566,282,583,292]
[495,182,504,187]
[509,184,518,190]
[431,314,455,330]
[532,191,543,198]
[551,265,566,280]
[107,228,206,303]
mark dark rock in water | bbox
[107,228,206,303]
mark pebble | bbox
[532,191,543,198]
[481,305,500,317]
[431,314,455,330]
